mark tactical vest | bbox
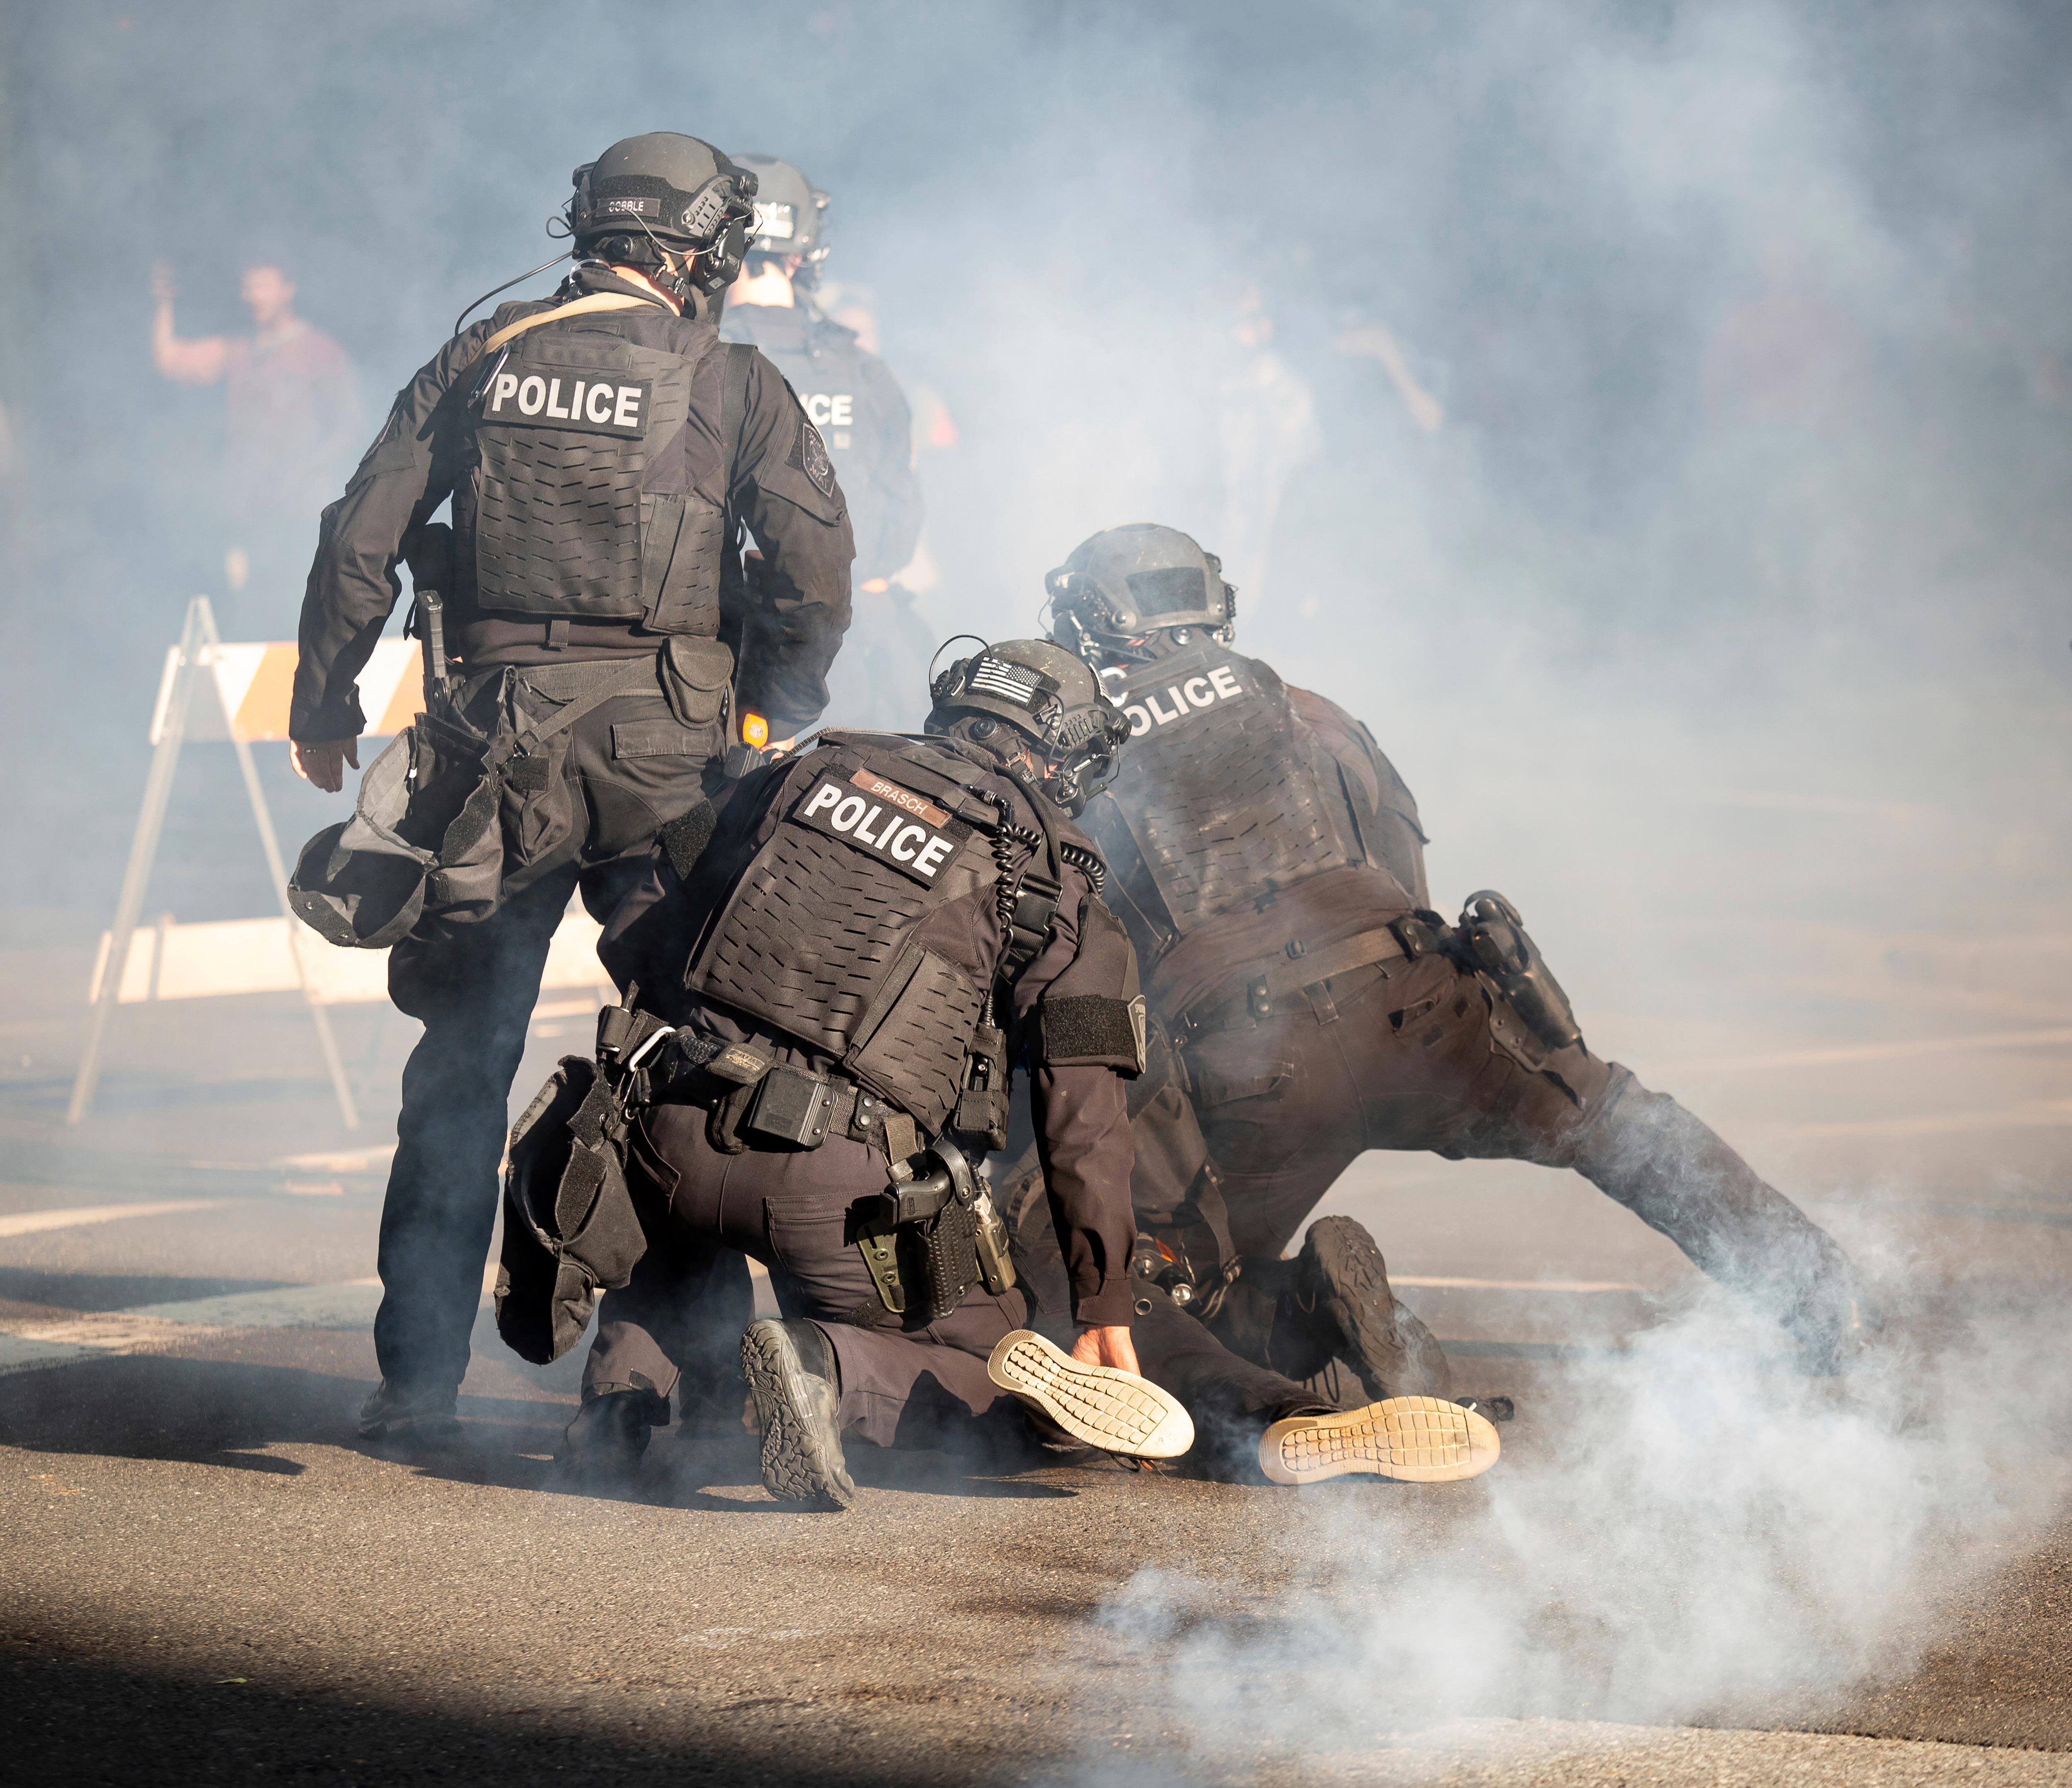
[454,305,728,635]
[1083,644,1374,951]
[685,733,1038,1136]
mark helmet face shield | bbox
[736,155,832,272]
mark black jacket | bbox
[292,267,855,742]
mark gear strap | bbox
[480,290,664,356]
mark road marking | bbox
[1662,1027,2072,1074]
[0,1199,228,1239]
[1777,1100,2072,1139]
[1395,1276,1646,1293]
[0,1278,390,1378]
[273,1146,395,1173]
[126,1279,382,1328]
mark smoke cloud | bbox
[2,3,2067,1766]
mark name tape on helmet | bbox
[482,373,651,439]
[1116,663,1247,738]
[796,774,964,884]
[753,201,796,241]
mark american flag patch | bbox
[969,658,1043,705]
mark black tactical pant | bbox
[1178,946,1858,1352]
[584,1105,1033,1451]
[372,674,724,1392]
[1007,943,1860,1445]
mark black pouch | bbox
[659,634,735,734]
[496,1056,649,1364]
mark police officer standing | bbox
[721,156,931,732]
[287,133,854,1445]
[554,640,1190,1507]
[1008,523,1867,1482]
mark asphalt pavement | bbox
[5,818,2072,1786]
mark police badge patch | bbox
[799,419,836,497]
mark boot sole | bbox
[1306,1214,1451,1402]
[985,1330,1195,1459]
[1260,1396,1500,1485]
[740,1322,855,1511]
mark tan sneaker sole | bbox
[1260,1396,1500,1485]
[986,1330,1195,1459]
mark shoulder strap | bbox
[480,290,659,356]
[719,342,756,476]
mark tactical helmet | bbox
[926,637,1132,814]
[1044,524,1237,659]
[568,133,759,296]
[735,155,832,274]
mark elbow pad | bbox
[1034,894,1147,1074]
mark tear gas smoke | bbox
[1086,1250,2072,1771]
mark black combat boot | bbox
[740,1319,856,1511]
[1297,1216,1455,1403]
[1569,1075,1869,1370]
[356,1378,460,1446]
[557,1388,665,1482]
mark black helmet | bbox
[735,155,832,274]
[1043,523,1237,661]
[926,637,1132,814]
[568,133,759,297]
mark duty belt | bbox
[1173,924,1409,1037]
[597,1008,920,1159]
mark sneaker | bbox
[1259,1395,1501,1485]
[556,1388,660,1481]
[1300,1215,1453,1402]
[356,1379,460,1445]
[985,1330,1195,1460]
[739,1319,855,1511]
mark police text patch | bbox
[1112,662,1249,738]
[795,775,964,883]
[481,371,651,438]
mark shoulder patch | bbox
[797,418,837,497]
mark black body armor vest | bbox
[1083,645,1372,954]
[453,305,728,635]
[686,734,1041,1136]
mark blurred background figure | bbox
[1701,235,1868,431]
[721,158,932,731]
[1213,282,1319,616]
[150,255,362,632]
[1334,313,1448,437]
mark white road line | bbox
[1661,1027,2072,1074]
[1394,1276,1647,1293]
[0,1278,389,1378]
[125,1279,382,1329]
[0,1199,228,1240]
[1777,1100,2072,1139]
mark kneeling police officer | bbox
[286,132,855,1444]
[541,640,1190,1507]
[1004,523,1866,1485]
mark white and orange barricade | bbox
[68,596,607,1129]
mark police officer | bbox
[287,133,855,1445]
[1007,523,1868,1480]
[557,640,1193,1507]
[721,155,932,732]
